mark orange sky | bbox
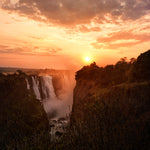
[0,0,150,70]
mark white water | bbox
[42,73,74,119]
[25,78,30,90]
[41,76,57,100]
[26,73,75,119]
[32,76,41,100]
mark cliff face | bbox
[71,79,98,122]
[72,80,150,121]
[68,50,150,150]
[72,50,150,123]
[70,80,150,150]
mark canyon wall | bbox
[67,50,150,150]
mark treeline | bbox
[76,50,150,87]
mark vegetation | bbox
[75,58,134,88]
[129,50,150,82]
[0,72,50,149]
[76,50,150,88]
[62,82,150,150]
[0,50,150,149]
[57,50,150,150]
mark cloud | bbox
[77,25,101,33]
[1,0,150,27]
[28,36,43,40]
[0,45,62,55]
[92,31,150,49]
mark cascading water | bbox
[25,78,30,90]
[32,76,41,100]
[26,72,75,140]
[41,74,73,119]
[40,75,62,119]
[41,76,57,100]
[26,73,74,119]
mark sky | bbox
[0,0,150,70]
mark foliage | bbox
[75,58,133,88]
[57,50,150,150]
[129,50,150,82]
[60,82,150,150]
[0,50,150,149]
[0,73,51,149]
[76,50,150,88]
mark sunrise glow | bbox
[0,0,150,69]
[85,57,91,62]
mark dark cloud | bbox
[1,0,150,27]
[0,45,62,55]
[92,31,150,49]
[0,45,30,54]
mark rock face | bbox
[71,79,98,123]
[70,81,150,150]
[68,50,150,150]
[72,50,150,123]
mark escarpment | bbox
[68,50,150,150]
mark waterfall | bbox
[25,72,75,119]
[25,72,75,139]
[26,75,57,101]
[25,78,30,90]
[32,76,41,100]
[41,76,57,100]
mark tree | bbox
[129,50,150,82]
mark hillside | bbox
[60,50,150,150]
[0,72,50,149]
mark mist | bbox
[29,70,75,120]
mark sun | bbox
[85,56,91,62]
[83,55,93,64]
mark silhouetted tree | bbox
[129,50,150,82]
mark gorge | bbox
[25,70,75,140]
[0,50,150,149]
[25,71,75,120]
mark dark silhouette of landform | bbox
[0,50,150,149]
